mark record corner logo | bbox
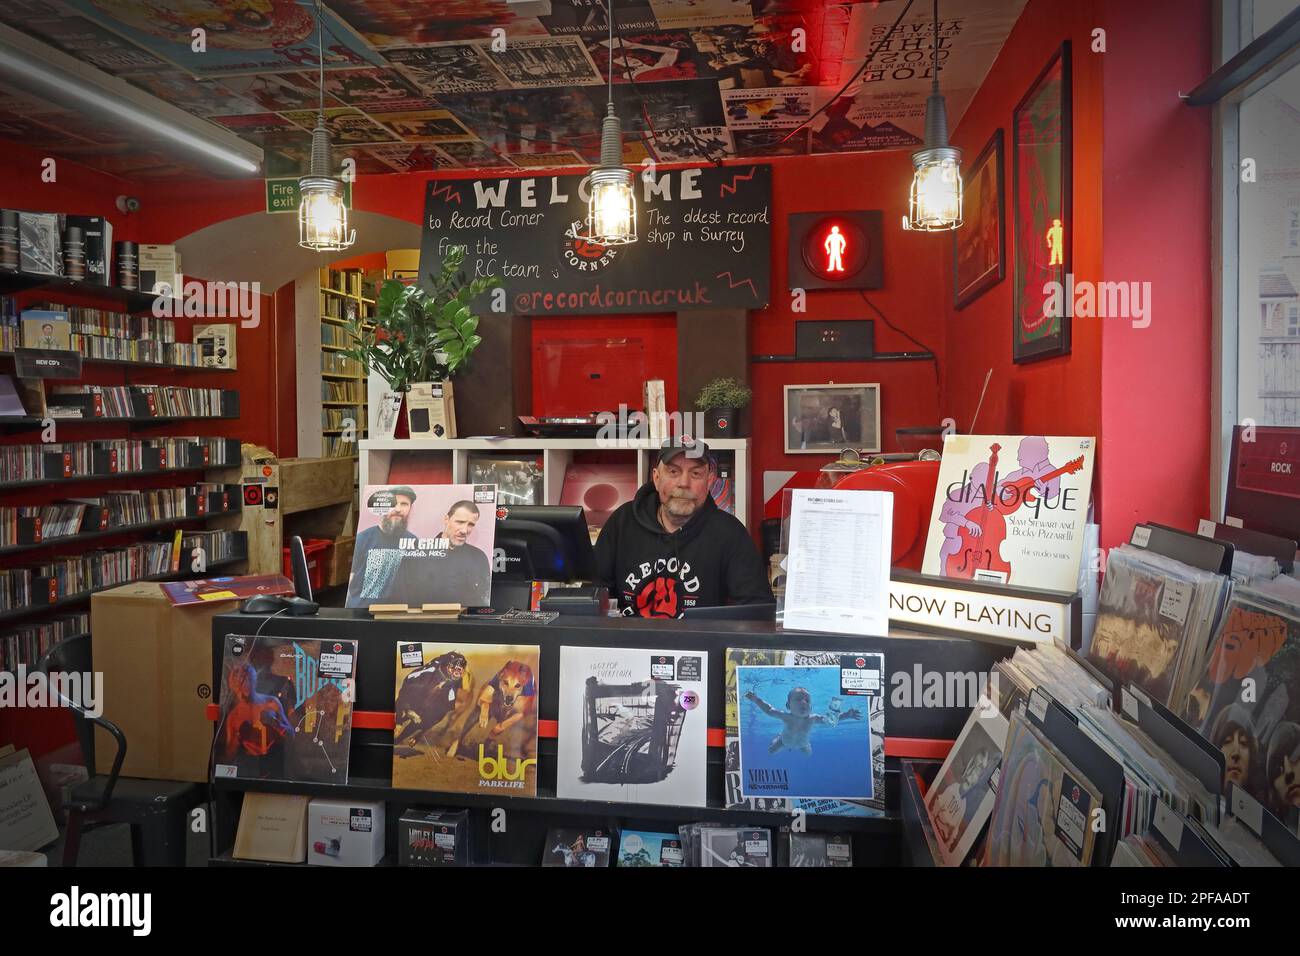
[561,220,619,274]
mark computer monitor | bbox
[680,602,777,621]
[289,535,313,601]
[493,505,597,582]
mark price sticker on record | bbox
[839,654,882,695]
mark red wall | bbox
[1099,0,1212,548]
[26,0,1213,544]
[941,0,1105,446]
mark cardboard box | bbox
[90,581,223,783]
[307,799,385,866]
[326,534,355,588]
[193,323,237,369]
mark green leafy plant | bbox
[695,376,753,410]
[342,245,501,391]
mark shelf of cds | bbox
[0,488,242,556]
[0,535,246,632]
[1,436,241,487]
[206,611,1007,867]
[294,266,378,461]
[1,298,237,371]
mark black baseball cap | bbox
[655,435,710,465]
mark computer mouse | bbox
[239,595,319,616]
[240,594,288,614]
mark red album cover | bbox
[560,462,639,529]
[161,574,294,608]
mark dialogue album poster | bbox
[214,635,356,785]
[921,434,1095,592]
[982,712,1102,867]
[557,646,708,807]
[1182,592,1300,832]
[724,648,885,816]
[346,484,497,609]
[392,642,540,797]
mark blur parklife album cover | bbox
[725,648,886,816]
[214,635,356,785]
[347,483,497,608]
[922,435,1094,591]
[557,646,708,807]
[391,642,540,797]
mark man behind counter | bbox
[594,437,773,618]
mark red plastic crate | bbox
[283,538,332,592]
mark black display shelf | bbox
[0,414,240,432]
[208,851,395,868]
[0,350,235,373]
[0,507,242,558]
[208,775,901,833]
[1,464,224,490]
[0,554,246,626]
[0,271,161,312]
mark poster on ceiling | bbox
[809,0,1030,153]
[722,87,817,130]
[541,0,661,36]
[61,0,385,76]
[327,0,550,47]
[649,0,753,30]
[384,43,511,95]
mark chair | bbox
[34,634,202,867]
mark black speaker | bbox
[794,320,875,360]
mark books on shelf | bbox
[322,380,364,402]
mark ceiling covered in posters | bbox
[0,0,1028,180]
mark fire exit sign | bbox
[265,178,353,215]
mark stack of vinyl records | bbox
[1178,578,1300,833]
[994,640,1112,714]
[1086,544,1232,708]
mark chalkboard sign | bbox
[418,165,772,315]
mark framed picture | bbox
[783,383,880,454]
[1012,42,1072,363]
[953,128,1005,310]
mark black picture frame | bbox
[1011,42,1072,364]
[953,128,1005,310]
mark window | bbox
[1209,2,1300,514]
[1236,61,1300,423]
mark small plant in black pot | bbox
[695,377,752,438]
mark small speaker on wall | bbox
[787,211,883,291]
[794,320,875,360]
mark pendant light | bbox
[298,0,355,252]
[579,0,637,245]
[902,0,963,232]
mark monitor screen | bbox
[494,505,597,583]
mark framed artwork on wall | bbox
[953,128,1005,310]
[783,383,881,454]
[1012,41,1072,363]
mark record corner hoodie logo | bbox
[623,555,702,618]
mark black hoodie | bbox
[593,482,773,618]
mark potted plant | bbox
[695,376,752,438]
[343,245,499,438]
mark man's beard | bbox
[664,494,697,518]
[380,515,407,535]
